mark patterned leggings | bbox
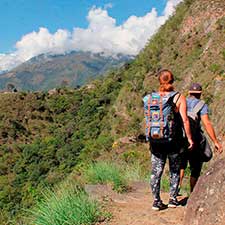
[150,151,181,201]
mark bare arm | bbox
[201,114,223,153]
[177,95,193,149]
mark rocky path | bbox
[86,182,188,225]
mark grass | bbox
[83,160,150,193]
[29,182,104,225]
[161,176,170,192]
[160,167,191,195]
[124,162,149,182]
[84,161,128,192]
[26,160,148,225]
[25,160,198,225]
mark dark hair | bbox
[157,69,174,92]
[189,93,201,99]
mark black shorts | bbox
[180,148,203,178]
[150,139,183,155]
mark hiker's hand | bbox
[188,139,194,150]
[214,141,223,153]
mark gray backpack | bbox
[187,100,205,138]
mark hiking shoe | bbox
[152,200,167,211]
[168,198,179,208]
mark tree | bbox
[6,83,17,92]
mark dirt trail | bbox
[86,182,188,225]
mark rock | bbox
[48,88,57,95]
[184,158,225,225]
[118,136,136,144]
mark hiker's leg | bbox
[190,177,198,192]
[150,152,166,201]
[189,163,203,192]
[179,169,185,186]
[168,152,181,199]
[179,151,188,188]
[189,151,203,192]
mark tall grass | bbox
[84,161,149,193]
[27,161,148,225]
[84,161,128,192]
[124,162,149,182]
[29,183,102,225]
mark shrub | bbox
[122,151,140,163]
[209,64,221,73]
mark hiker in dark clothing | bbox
[143,69,193,210]
[179,83,223,193]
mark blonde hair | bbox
[157,69,174,92]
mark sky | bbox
[0,0,183,71]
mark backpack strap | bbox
[172,92,181,104]
[159,95,164,138]
[147,95,152,138]
[192,100,205,115]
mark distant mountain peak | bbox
[0,51,132,91]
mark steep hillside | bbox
[111,0,225,139]
[0,51,131,91]
[0,74,124,222]
[0,0,224,223]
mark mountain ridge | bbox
[0,51,133,91]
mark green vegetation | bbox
[0,71,123,222]
[209,64,221,73]
[27,160,147,224]
[83,160,148,193]
[29,183,103,225]
[161,176,170,192]
[84,161,128,192]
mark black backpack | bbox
[187,100,205,141]
[187,99,212,162]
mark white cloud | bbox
[16,28,72,60]
[164,0,183,17]
[0,0,183,71]
[0,53,22,71]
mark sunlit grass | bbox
[84,161,128,192]
[29,182,103,225]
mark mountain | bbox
[0,0,224,223]
[0,51,132,91]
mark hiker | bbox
[179,83,223,193]
[143,69,193,210]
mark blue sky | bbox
[0,0,167,53]
[0,0,182,71]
